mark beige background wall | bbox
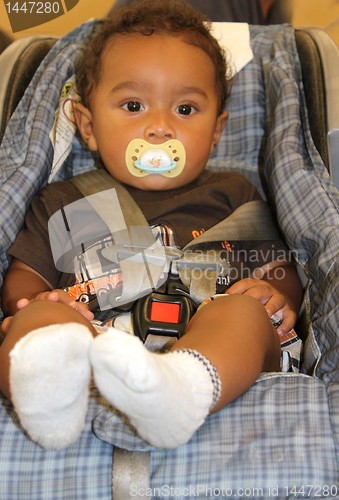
[293,0,339,45]
[0,0,338,45]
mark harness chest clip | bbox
[132,280,196,343]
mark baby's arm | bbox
[2,258,52,315]
[227,263,303,334]
[2,258,93,321]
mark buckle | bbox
[132,280,196,343]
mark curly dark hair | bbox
[76,0,232,115]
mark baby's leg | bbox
[0,301,96,449]
[10,323,92,449]
[176,294,281,412]
[91,294,280,448]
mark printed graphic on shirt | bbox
[63,222,232,311]
[48,191,173,309]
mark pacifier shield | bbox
[125,139,186,178]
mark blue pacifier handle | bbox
[134,160,177,174]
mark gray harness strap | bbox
[112,448,151,499]
[184,199,280,245]
[71,169,149,228]
[178,199,281,302]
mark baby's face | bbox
[83,32,227,190]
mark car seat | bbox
[0,20,338,500]
[0,35,57,143]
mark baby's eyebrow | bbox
[110,81,149,93]
[180,86,208,99]
[110,82,208,99]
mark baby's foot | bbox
[90,329,220,448]
[10,323,92,449]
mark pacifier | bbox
[125,139,186,178]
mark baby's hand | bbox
[16,289,94,321]
[227,278,296,334]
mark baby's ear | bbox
[73,102,98,151]
[212,111,228,147]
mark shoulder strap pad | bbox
[70,169,149,228]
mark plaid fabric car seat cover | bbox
[0,20,338,498]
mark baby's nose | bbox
[144,111,175,142]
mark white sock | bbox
[10,323,92,450]
[90,329,221,448]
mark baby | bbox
[0,0,302,449]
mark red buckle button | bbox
[150,301,180,323]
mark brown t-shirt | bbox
[8,170,287,292]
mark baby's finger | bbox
[44,290,78,308]
[44,290,62,302]
[263,292,286,317]
[235,284,277,308]
[16,298,31,309]
[74,302,94,321]
[1,316,13,336]
[227,278,258,295]
[276,309,297,335]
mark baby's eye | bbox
[177,104,197,116]
[122,101,144,112]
